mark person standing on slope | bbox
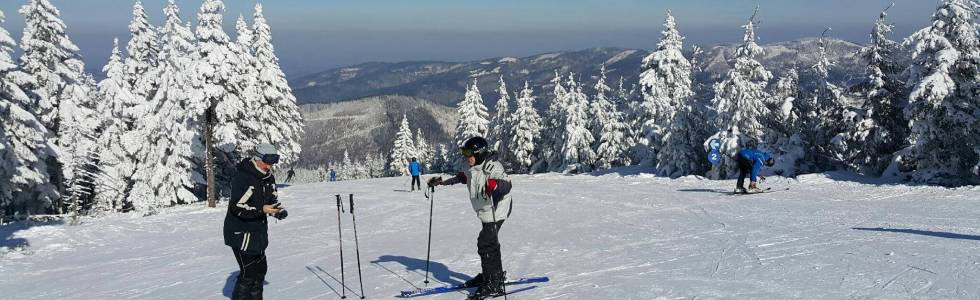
[223,143,288,300]
[329,169,337,182]
[736,144,775,194]
[427,137,513,299]
[409,157,423,191]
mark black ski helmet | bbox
[461,136,491,164]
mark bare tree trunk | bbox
[206,105,216,208]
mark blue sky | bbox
[0,0,938,78]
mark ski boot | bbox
[748,183,764,193]
[468,272,506,299]
[463,273,484,288]
[735,187,748,194]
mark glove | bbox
[274,209,288,220]
[427,176,443,187]
[484,179,498,197]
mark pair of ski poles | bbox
[336,194,366,299]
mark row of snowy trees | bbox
[431,1,979,185]
[0,0,303,216]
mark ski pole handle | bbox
[336,194,343,213]
[349,194,354,214]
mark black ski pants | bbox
[736,155,754,190]
[411,176,421,191]
[232,248,267,300]
[478,220,505,278]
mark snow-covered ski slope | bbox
[2,172,980,299]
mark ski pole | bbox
[350,194,366,299]
[423,185,435,286]
[488,194,508,300]
[336,194,347,299]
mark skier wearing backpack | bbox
[736,145,775,194]
[427,136,513,299]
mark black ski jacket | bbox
[223,159,279,254]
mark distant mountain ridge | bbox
[291,38,865,108]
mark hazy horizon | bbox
[0,0,937,78]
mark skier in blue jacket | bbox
[736,147,774,194]
[409,158,423,191]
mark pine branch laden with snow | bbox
[488,76,512,166]
[252,3,304,165]
[389,114,416,176]
[903,0,980,184]
[590,66,631,170]
[640,11,695,164]
[560,74,596,173]
[707,11,774,179]
[0,8,60,215]
[509,81,541,173]
[849,7,909,177]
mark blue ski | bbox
[398,276,549,298]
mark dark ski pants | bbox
[232,248,267,300]
[478,220,505,279]
[411,176,421,191]
[736,156,754,190]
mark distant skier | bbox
[409,157,423,191]
[223,143,288,300]
[736,145,775,194]
[428,137,513,299]
[284,167,295,183]
[329,169,337,182]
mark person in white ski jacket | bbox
[428,136,512,299]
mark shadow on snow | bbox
[852,227,980,241]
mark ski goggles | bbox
[459,147,477,157]
[259,153,280,165]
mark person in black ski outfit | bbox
[428,137,513,299]
[223,143,288,300]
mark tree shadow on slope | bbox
[852,227,980,241]
[0,218,64,254]
[371,255,471,287]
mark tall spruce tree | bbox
[509,81,541,173]
[0,8,58,214]
[560,74,596,173]
[850,6,909,176]
[389,114,416,176]
[488,76,512,164]
[591,66,631,170]
[253,3,304,164]
[903,0,980,184]
[640,11,694,165]
[706,10,773,179]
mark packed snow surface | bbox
[3,172,980,299]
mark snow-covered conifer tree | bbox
[640,11,694,165]
[453,79,490,148]
[903,0,980,184]
[537,71,567,171]
[92,39,136,212]
[807,29,854,170]
[706,10,773,179]
[488,76,512,163]
[195,0,251,206]
[590,66,631,170]
[0,8,59,214]
[765,68,807,176]
[389,114,416,176]
[125,0,203,210]
[415,128,431,169]
[850,7,908,176]
[509,81,540,173]
[561,75,596,173]
[124,0,159,101]
[19,0,95,209]
[252,3,303,164]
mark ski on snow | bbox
[397,276,549,298]
[732,187,789,195]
